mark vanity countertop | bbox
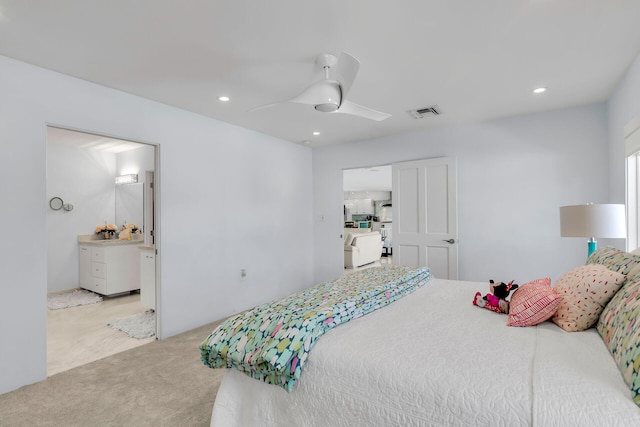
[78,234,144,246]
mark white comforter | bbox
[210,278,640,426]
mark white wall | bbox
[313,104,612,285]
[608,52,640,205]
[0,55,313,394]
[46,144,117,292]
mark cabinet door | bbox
[357,198,373,214]
[104,245,140,295]
[79,245,91,288]
[140,250,156,310]
[344,200,356,213]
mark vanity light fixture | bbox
[115,174,138,185]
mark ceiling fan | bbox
[251,52,391,121]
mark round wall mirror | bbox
[49,197,63,211]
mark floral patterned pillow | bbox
[587,246,640,276]
[507,278,562,327]
[551,264,625,332]
[597,277,640,407]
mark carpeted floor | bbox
[0,320,225,427]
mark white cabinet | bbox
[78,244,140,296]
[344,198,373,215]
[139,248,156,310]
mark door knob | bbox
[442,239,455,244]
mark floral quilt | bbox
[200,266,431,392]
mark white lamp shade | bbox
[559,204,626,238]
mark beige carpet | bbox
[0,321,225,427]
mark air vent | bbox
[407,105,441,119]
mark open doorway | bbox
[46,126,158,375]
[342,165,392,271]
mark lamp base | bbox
[587,238,597,258]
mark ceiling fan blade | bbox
[248,80,342,113]
[289,80,341,106]
[247,102,281,113]
[335,52,360,96]
[334,99,391,121]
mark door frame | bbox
[44,123,162,366]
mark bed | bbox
[201,248,640,426]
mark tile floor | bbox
[47,292,155,376]
[344,255,393,273]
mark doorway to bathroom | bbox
[45,125,159,375]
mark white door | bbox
[392,157,458,279]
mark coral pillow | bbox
[507,278,562,327]
[551,264,625,332]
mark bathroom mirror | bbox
[115,182,143,231]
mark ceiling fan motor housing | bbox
[315,103,339,112]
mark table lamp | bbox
[559,203,626,258]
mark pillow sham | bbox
[587,246,640,276]
[507,278,562,327]
[551,264,625,332]
[597,276,640,407]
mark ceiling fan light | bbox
[315,103,339,113]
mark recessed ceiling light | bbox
[218,96,230,102]
[312,131,320,136]
[300,140,312,145]
[532,87,547,94]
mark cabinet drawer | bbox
[92,248,105,263]
[91,262,107,279]
[90,277,106,294]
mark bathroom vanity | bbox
[78,236,141,296]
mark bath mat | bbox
[47,289,103,310]
[107,310,156,339]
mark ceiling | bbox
[2,1,640,147]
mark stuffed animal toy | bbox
[473,280,519,314]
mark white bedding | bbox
[209,278,640,426]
